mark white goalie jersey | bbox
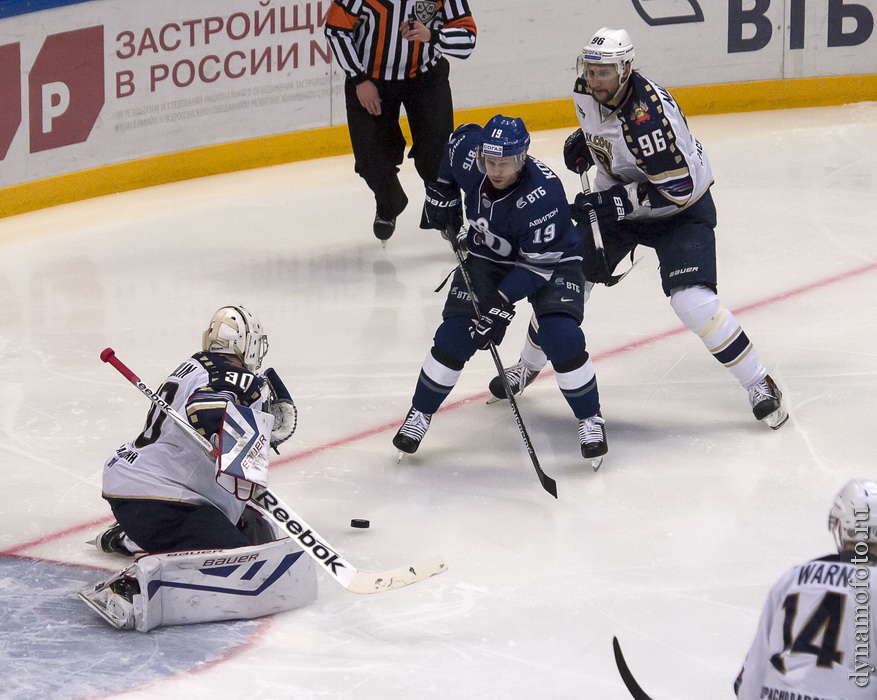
[736,551,877,699]
[102,352,266,525]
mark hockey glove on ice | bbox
[563,128,593,174]
[421,180,463,234]
[574,184,633,227]
[470,292,515,350]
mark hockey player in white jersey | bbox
[81,306,315,631]
[735,479,877,698]
[489,28,788,431]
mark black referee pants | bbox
[344,58,454,220]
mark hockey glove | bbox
[563,128,593,174]
[421,180,463,233]
[263,368,298,449]
[470,292,515,350]
[574,184,633,227]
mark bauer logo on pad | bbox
[218,403,273,487]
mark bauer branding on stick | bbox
[350,519,370,529]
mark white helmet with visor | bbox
[576,27,635,87]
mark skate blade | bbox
[763,406,789,430]
[590,456,604,472]
[486,393,506,405]
[396,450,405,464]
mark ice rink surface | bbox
[1,103,876,699]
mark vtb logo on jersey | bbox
[414,1,438,23]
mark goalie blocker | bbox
[80,525,317,632]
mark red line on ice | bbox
[4,259,875,556]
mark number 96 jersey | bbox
[102,352,265,525]
[736,550,877,699]
[573,72,714,220]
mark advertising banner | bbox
[0,0,874,190]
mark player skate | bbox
[578,413,607,470]
[486,359,541,404]
[90,521,137,556]
[748,375,788,429]
[392,407,432,455]
[373,215,396,246]
[79,573,139,630]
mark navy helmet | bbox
[480,115,530,158]
[477,115,530,176]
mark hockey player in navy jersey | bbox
[735,479,877,698]
[392,114,608,468]
[490,28,788,431]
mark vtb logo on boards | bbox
[0,26,104,160]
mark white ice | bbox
[1,103,875,699]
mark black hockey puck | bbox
[350,519,370,529]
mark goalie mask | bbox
[476,114,530,176]
[202,305,269,372]
[828,478,877,552]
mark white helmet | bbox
[828,479,877,551]
[577,27,635,80]
[202,305,268,372]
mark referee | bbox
[325,0,477,242]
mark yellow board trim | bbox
[2,74,874,220]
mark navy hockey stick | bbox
[613,636,656,700]
[446,231,558,499]
[100,348,448,594]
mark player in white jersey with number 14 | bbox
[736,479,877,699]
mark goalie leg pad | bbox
[133,538,317,632]
[81,538,317,632]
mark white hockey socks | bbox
[669,285,767,389]
[519,315,548,371]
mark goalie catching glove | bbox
[421,180,463,234]
[471,292,515,350]
[263,367,298,450]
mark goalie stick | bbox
[613,636,656,700]
[100,347,448,594]
[445,231,558,499]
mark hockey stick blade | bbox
[613,636,655,700]
[101,348,449,595]
[347,554,448,594]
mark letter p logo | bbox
[28,26,104,153]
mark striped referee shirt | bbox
[325,0,476,82]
